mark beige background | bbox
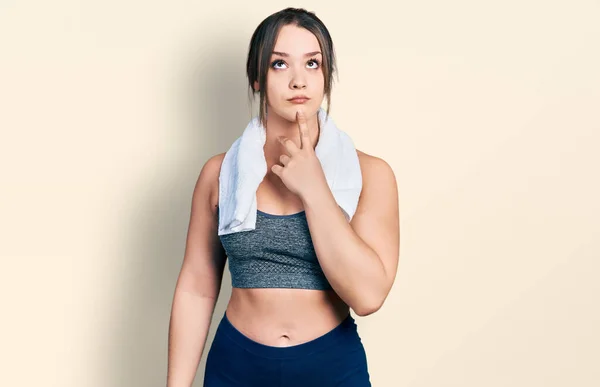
[1,0,599,386]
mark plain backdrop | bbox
[1,1,599,386]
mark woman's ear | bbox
[253,80,259,92]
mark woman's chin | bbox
[288,106,315,121]
[269,105,315,123]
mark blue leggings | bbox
[203,311,371,386]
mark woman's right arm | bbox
[166,154,227,387]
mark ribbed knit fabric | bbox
[218,208,333,290]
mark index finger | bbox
[296,110,309,149]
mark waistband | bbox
[217,311,358,359]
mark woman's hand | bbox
[271,110,328,201]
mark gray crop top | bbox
[217,208,333,290]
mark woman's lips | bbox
[289,98,310,104]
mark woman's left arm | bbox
[302,151,400,317]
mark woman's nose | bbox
[290,71,307,89]
[292,81,306,89]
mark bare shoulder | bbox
[356,149,397,186]
[353,149,398,216]
[196,152,226,214]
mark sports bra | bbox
[217,207,333,290]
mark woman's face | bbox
[256,24,325,123]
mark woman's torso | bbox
[212,153,350,347]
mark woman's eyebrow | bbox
[271,51,322,57]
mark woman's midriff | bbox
[225,287,350,347]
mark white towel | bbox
[218,107,362,236]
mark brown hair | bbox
[246,7,338,127]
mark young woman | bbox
[167,7,399,387]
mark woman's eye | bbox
[307,59,320,69]
[271,60,286,69]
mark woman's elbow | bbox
[353,298,384,317]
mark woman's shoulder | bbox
[356,149,394,177]
[197,152,227,214]
[354,149,398,222]
[355,149,396,195]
